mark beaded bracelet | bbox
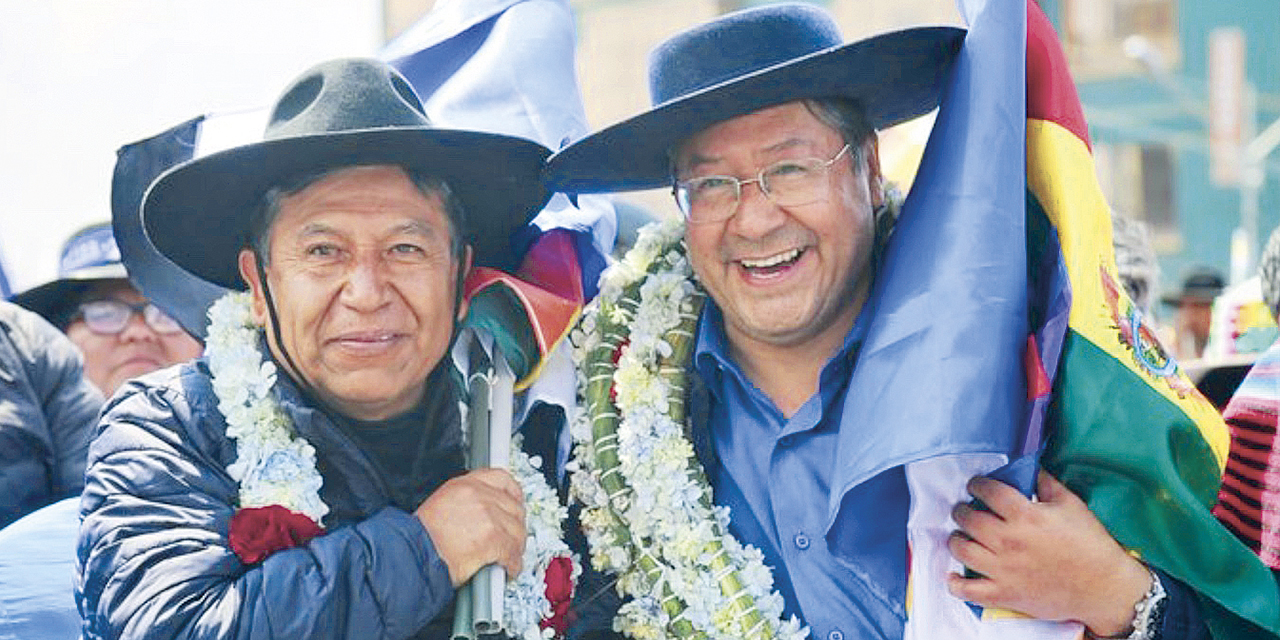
[1090,566,1167,640]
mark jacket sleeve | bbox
[76,368,455,640]
[12,306,104,497]
[0,303,102,526]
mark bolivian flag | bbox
[1025,1,1280,636]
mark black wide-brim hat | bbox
[1160,266,1226,307]
[144,58,553,290]
[545,3,965,193]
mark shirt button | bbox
[794,532,810,550]
[828,630,844,640]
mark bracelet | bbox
[1089,566,1167,640]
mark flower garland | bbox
[567,217,808,640]
[205,291,576,638]
[206,292,328,522]
[505,436,581,639]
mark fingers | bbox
[947,527,995,576]
[946,569,1000,607]
[964,474,1031,518]
[1035,470,1082,508]
[470,467,524,498]
[416,469,527,586]
[468,468,526,521]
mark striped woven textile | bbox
[1214,338,1280,569]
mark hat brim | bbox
[113,120,231,340]
[10,267,128,327]
[546,26,965,193]
[144,127,552,290]
[1160,292,1218,307]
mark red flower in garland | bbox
[540,555,576,636]
[229,505,324,564]
[608,338,629,403]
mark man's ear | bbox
[455,244,474,323]
[237,249,269,327]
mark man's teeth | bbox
[741,248,801,269]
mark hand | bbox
[415,468,526,587]
[946,470,1150,636]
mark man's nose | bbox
[117,311,157,342]
[727,177,786,236]
[340,252,391,309]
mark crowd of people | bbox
[0,2,1277,640]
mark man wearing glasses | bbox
[13,221,203,395]
[548,4,1211,640]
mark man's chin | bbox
[313,375,428,421]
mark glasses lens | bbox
[761,159,826,207]
[676,176,739,222]
[143,304,183,335]
[80,300,130,335]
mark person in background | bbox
[1213,224,1280,578]
[1112,210,1161,318]
[12,221,203,395]
[0,300,102,528]
[1162,265,1226,361]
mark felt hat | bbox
[112,118,231,339]
[143,57,553,289]
[1161,266,1226,307]
[545,3,965,193]
[10,222,128,328]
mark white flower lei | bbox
[505,436,581,639]
[568,218,808,640]
[206,291,328,521]
[205,291,576,638]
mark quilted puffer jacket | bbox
[0,301,102,528]
[76,357,458,640]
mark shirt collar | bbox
[693,298,873,401]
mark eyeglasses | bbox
[72,300,183,336]
[673,143,852,224]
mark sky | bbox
[0,1,384,292]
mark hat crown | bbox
[1182,267,1225,294]
[265,58,431,140]
[59,223,120,276]
[648,3,842,106]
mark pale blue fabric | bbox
[0,497,81,639]
[381,0,617,265]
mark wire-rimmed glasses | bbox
[673,143,852,223]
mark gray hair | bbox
[1261,225,1280,321]
[800,96,875,168]
[246,165,469,264]
[1111,210,1160,316]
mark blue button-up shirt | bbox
[693,303,911,640]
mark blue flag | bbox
[830,0,1030,521]
[380,0,615,298]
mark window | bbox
[1061,0,1179,80]
[1095,141,1181,252]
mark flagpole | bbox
[473,348,513,636]
[457,334,514,638]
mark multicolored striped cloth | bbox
[1214,337,1280,569]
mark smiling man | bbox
[75,58,554,640]
[547,4,1212,640]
